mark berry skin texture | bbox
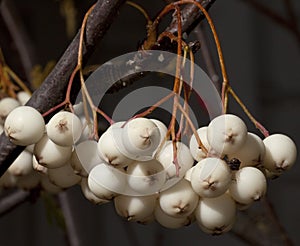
[88,163,127,199]
[156,141,194,190]
[126,159,166,195]
[8,150,33,176]
[47,162,81,188]
[114,194,157,222]
[4,106,45,146]
[71,140,102,177]
[121,118,161,160]
[207,114,248,156]
[154,204,191,229]
[263,134,297,173]
[190,157,232,198]
[159,179,199,218]
[47,111,83,146]
[229,132,265,168]
[189,126,210,161]
[194,193,236,235]
[97,129,134,167]
[0,97,20,124]
[229,167,267,205]
[80,178,110,205]
[34,134,72,169]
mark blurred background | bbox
[0,0,299,245]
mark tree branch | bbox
[0,0,217,176]
[0,0,126,176]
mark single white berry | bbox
[207,114,247,155]
[46,111,82,146]
[229,167,267,205]
[0,97,20,124]
[8,150,33,176]
[80,178,110,205]
[194,193,236,235]
[17,91,31,105]
[97,129,134,167]
[114,194,157,222]
[263,134,297,173]
[120,118,161,160]
[34,135,72,168]
[190,157,232,198]
[189,126,210,161]
[229,132,265,168]
[156,141,194,190]
[88,163,127,199]
[4,106,45,146]
[154,204,191,229]
[126,159,166,195]
[159,179,199,218]
[47,162,81,188]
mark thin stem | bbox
[4,67,32,94]
[227,86,269,137]
[193,24,220,91]
[133,92,175,118]
[177,103,208,154]
[77,4,96,66]
[182,47,195,136]
[126,1,151,23]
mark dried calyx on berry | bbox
[223,155,241,171]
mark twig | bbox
[193,24,221,92]
[165,0,216,35]
[58,192,81,246]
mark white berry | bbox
[47,111,82,146]
[263,133,297,173]
[190,157,232,198]
[207,114,247,155]
[229,167,267,205]
[194,193,236,235]
[4,106,45,146]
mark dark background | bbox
[0,0,299,245]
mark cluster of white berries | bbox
[0,96,297,235]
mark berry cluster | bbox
[0,97,297,235]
